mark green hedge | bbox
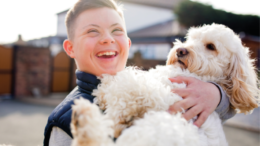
[174,0,260,36]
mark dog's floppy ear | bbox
[166,49,177,65]
[222,47,259,114]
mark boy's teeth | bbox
[97,51,116,57]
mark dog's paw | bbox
[71,97,114,146]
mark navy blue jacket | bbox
[43,70,100,146]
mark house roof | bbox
[57,9,68,15]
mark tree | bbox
[174,0,260,36]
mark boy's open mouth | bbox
[96,51,118,58]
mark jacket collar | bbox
[76,70,100,93]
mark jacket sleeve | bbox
[209,82,237,123]
[49,126,72,146]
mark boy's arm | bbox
[49,127,72,146]
[210,82,236,122]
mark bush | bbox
[174,0,260,36]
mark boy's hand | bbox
[168,76,221,127]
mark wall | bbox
[123,2,174,33]
[127,51,166,70]
[129,43,171,60]
[14,46,51,97]
[57,12,67,37]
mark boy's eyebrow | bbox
[82,24,100,29]
[82,23,121,30]
[110,23,121,27]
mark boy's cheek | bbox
[118,37,131,49]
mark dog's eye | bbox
[206,43,216,51]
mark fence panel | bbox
[0,45,13,94]
[52,51,71,92]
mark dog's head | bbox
[167,24,259,113]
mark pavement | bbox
[225,107,260,132]
[15,93,69,107]
[0,94,259,146]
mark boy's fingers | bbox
[169,76,187,84]
[194,111,209,128]
[171,88,190,98]
[182,105,202,121]
[168,99,195,113]
[169,76,194,84]
[168,101,180,114]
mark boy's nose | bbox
[100,33,115,44]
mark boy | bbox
[44,0,235,146]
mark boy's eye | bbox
[88,29,98,33]
[112,28,122,32]
[112,28,124,35]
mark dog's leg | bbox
[71,98,115,146]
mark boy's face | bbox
[64,7,131,76]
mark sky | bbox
[0,0,259,44]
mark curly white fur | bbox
[71,66,227,146]
[117,112,200,146]
[93,65,219,135]
[92,65,227,146]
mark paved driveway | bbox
[0,100,53,146]
[0,100,259,146]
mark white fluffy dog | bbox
[167,24,259,113]
[71,24,259,146]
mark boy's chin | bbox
[98,67,125,76]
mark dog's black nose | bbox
[176,48,189,57]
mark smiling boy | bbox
[43,1,130,146]
[43,0,235,146]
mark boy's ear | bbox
[63,39,75,58]
[128,37,132,49]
